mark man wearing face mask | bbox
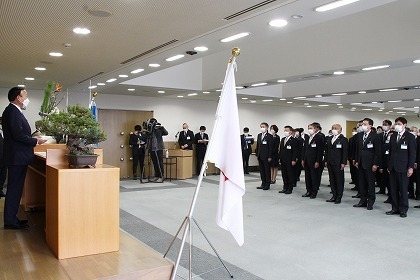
[278,126,298,194]
[408,126,418,199]
[294,128,305,184]
[348,127,358,187]
[194,126,209,175]
[377,120,392,199]
[256,122,274,190]
[324,124,348,204]
[354,118,382,210]
[415,130,420,208]
[302,122,325,199]
[2,87,46,230]
[241,127,254,174]
[386,117,416,218]
[0,117,7,198]
[350,121,365,197]
[129,125,146,180]
[178,123,194,150]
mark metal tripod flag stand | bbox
[164,48,244,280]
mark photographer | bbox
[129,125,146,180]
[143,118,168,183]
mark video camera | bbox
[143,118,162,133]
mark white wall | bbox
[1,87,419,138]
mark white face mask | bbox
[410,131,417,137]
[394,124,403,133]
[243,133,248,136]
[352,131,357,136]
[356,126,363,133]
[21,97,30,110]
[260,127,267,133]
[361,125,369,132]
[183,128,188,132]
[284,131,290,137]
[308,129,314,135]
[331,129,339,136]
[295,132,300,137]
[382,125,389,132]
[270,129,276,135]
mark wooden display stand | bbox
[167,149,193,179]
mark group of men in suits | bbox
[178,123,209,175]
[248,117,419,217]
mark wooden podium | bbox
[166,149,193,179]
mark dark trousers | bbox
[132,149,145,177]
[358,167,376,206]
[389,170,409,213]
[304,163,320,195]
[349,160,357,185]
[150,150,164,178]
[4,165,28,225]
[0,164,7,191]
[258,158,271,188]
[294,164,302,184]
[196,151,205,175]
[242,150,251,173]
[327,164,344,199]
[408,169,418,198]
[281,162,295,192]
[378,169,390,194]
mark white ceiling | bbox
[1,0,419,116]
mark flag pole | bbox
[167,48,240,280]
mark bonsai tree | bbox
[37,104,106,155]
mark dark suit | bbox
[256,132,274,189]
[348,134,358,186]
[241,134,254,173]
[355,131,382,206]
[178,130,194,150]
[279,136,298,193]
[0,129,7,194]
[194,132,209,174]
[388,131,416,214]
[416,137,420,199]
[294,136,305,185]
[129,133,146,178]
[325,134,348,200]
[2,103,37,225]
[303,132,325,197]
[378,131,391,195]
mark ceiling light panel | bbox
[269,19,288,27]
[315,0,360,12]
[166,54,185,61]
[73,27,91,34]
[221,32,250,43]
[362,65,390,71]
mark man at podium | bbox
[178,123,194,150]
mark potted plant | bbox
[37,104,107,167]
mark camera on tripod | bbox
[143,118,162,133]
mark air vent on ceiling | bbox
[120,39,179,65]
[345,70,360,73]
[78,72,104,84]
[224,0,278,20]
[321,73,334,77]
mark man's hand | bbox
[268,157,272,163]
[372,165,378,172]
[36,138,47,145]
[314,162,319,169]
[354,162,359,169]
[291,161,296,166]
[301,160,305,168]
[324,162,328,168]
[340,164,346,171]
[408,167,414,177]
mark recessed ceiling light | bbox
[379,88,398,92]
[221,32,250,43]
[362,65,390,71]
[35,67,46,71]
[351,102,362,105]
[158,90,165,93]
[337,103,342,106]
[414,106,419,109]
[362,108,372,111]
[389,111,394,113]
[88,85,97,89]
[315,0,360,12]
[293,97,306,99]
[49,52,63,57]
[415,99,420,101]
[177,95,184,98]
[17,84,25,87]
[332,92,347,96]
[194,46,208,52]
[333,71,345,75]
[414,86,420,89]
[392,107,404,110]
[262,99,273,102]
[304,103,310,105]
[388,100,402,103]
[25,77,34,81]
[372,101,378,104]
[269,19,288,27]
[216,89,222,92]
[319,104,329,107]
[166,54,185,62]
[291,14,303,19]
[413,59,420,64]
[351,107,356,110]
[251,82,267,87]
[250,100,256,103]
[73,27,91,34]
[188,93,198,96]
[106,78,117,83]
[315,95,323,98]
[277,79,287,83]
[279,98,286,101]
[131,69,144,74]
[236,86,244,89]
[385,112,390,114]
[119,74,128,78]
[306,105,312,108]
[242,97,248,100]
[339,106,344,108]
[358,91,366,94]
[396,111,406,114]
[128,88,135,91]
[97,83,105,86]
[378,109,383,112]
[149,63,160,67]
[203,91,210,94]
[287,101,293,104]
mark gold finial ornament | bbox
[92,92,98,98]
[231,47,240,57]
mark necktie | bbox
[397,134,401,143]
[363,133,367,144]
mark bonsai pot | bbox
[66,154,99,168]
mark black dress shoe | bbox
[257,186,264,189]
[400,213,407,218]
[278,189,287,193]
[353,202,367,207]
[263,187,270,190]
[386,210,399,215]
[352,194,361,198]
[414,205,420,208]
[326,197,336,202]
[367,205,373,210]
[349,181,355,185]
[334,199,341,204]
[285,191,292,194]
[297,178,300,182]
[408,195,415,199]
[4,223,29,230]
[310,195,316,199]
[384,198,391,203]
[302,192,311,197]
[350,186,359,191]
